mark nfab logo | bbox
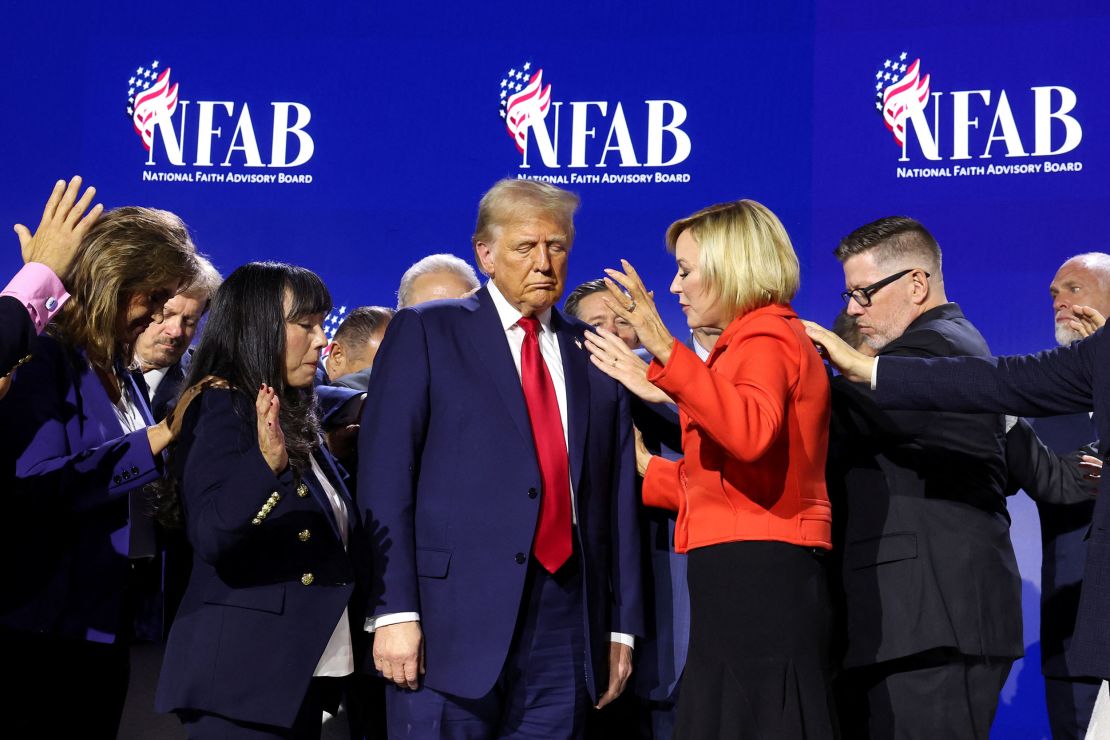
[126,60,314,184]
[497,61,691,185]
[874,52,1083,178]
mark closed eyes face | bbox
[283,291,328,388]
[119,281,181,344]
[135,293,206,368]
[575,291,640,349]
[476,213,571,317]
[669,229,725,331]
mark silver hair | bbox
[396,253,480,309]
[182,254,222,311]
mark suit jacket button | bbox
[298,529,311,542]
[301,572,314,586]
[527,488,538,499]
[113,475,122,485]
[297,483,309,498]
[121,470,131,480]
[130,465,139,475]
[514,552,526,565]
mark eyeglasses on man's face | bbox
[841,268,930,308]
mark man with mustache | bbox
[133,256,220,422]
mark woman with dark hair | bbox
[155,262,362,740]
[0,181,201,738]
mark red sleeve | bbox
[642,454,682,511]
[648,322,798,462]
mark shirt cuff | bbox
[364,612,420,633]
[870,357,879,390]
[1,263,69,333]
[610,632,635,649]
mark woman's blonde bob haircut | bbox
[665,199,800,321]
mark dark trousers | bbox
[836,648,1013,740]
[387,555,589,739]
[0,627,130,739]
[1045,675,1101,740]
[179,676,346,739]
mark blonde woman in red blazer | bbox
[586,200,837,740]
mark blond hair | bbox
[52,207,200,372]
[472,179,580,250]
[666,199,799,320]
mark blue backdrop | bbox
[4,2,1106,735]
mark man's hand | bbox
[1080,454,1103,484]
[15,176,103,277]
[802,320,877,383]
[1067,305,1106,339]
[373,621,425,690]
[325,424,360,460]
[596,641,633,709]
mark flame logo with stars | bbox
[874,52,931,147]
[126,60,179,152]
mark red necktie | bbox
[517,316,572,573]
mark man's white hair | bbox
[396,253,480,309]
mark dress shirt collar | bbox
[486,280,554,335]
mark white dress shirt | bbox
[112,376,157,559]
[309,454,355,677]
[366,282,634,648]
[142,365,171,400]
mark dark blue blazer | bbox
[0,333,161,642]
[874,326,1110,679]
[1028,413,1098,678]
[155,389,360,729]
[631,397,689,703]
[0,295,35,377]
[358,286,644,701]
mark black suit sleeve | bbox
[1005,418,1098,505]
[833,327,965,443]
[0,296,36,377]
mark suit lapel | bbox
[464,286,535,449]
[554,310,589,496]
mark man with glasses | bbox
[826,216,1022,739]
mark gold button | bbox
[297,483,309,498]
[298,529,311,542]
[301,572,314,586]
[251,518,262,526]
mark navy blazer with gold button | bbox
[155,388,361,730]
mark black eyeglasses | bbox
[841,268,930,307]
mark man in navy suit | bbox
[1028,253,1110,739]
[359,179,643,739]
[566,278,689,740]
[133,256,221,422]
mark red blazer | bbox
[642,303,832,553]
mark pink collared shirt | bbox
[2,263,70,333]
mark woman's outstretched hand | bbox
[601,259,675,364]
[584,327,673,405]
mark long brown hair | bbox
[50,207,200,372]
